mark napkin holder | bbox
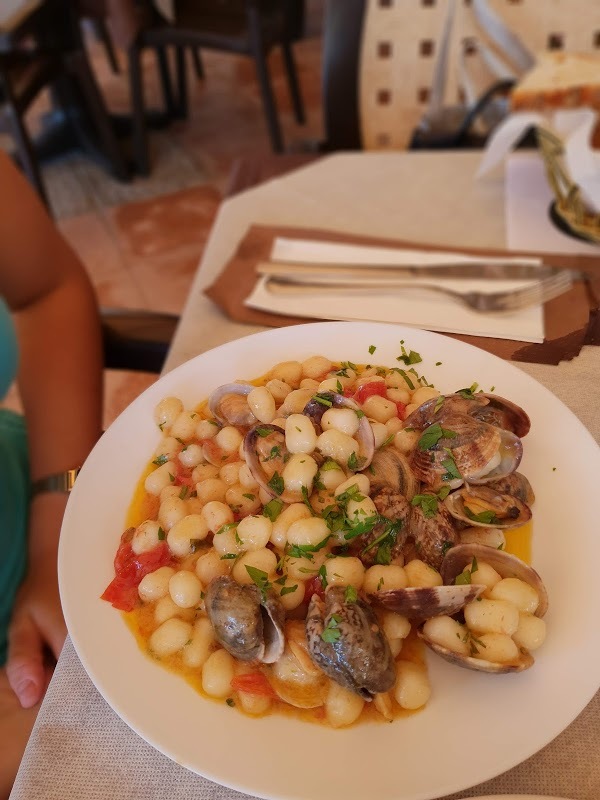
[536,126,600,244]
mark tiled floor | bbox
[4,4,324,428]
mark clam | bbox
[243,424,301,503]
[368,447,419,501]
[418,543,548,673]
[444,484,532,529]
[472,394,531,438]
[485,472,535,505]
[305,586,395,699]
[208,382,256,426]
[409,494,459,570]
[303,391,375,470]
[403,392,489,430]
[370,582,485,621]
[411,413,522,491]
[270,621,327,708]
[205,576,285,663]
[352,488,411,567]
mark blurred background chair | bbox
[101,308,178,373]
[0,0,128,207]
[126,0,306,174]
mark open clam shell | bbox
[205,576,285,664]
[416,628,535,673]
[418,543,547,673]
[440,543,548,617]
[370,583,485,621]
[303,391,375,470]
[208,382,256,426]
[403,393,489,430]
[243,424,301,503]
[485,472,535,505]
[473,394,531,438]
[368,448,419,501]
[444,485,532,530]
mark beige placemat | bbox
[204,224,600,365]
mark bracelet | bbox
[31,467,81,497]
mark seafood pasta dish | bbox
[102,350,547,728]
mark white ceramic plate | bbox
[59,321,600,800]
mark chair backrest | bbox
[323,0,600,152]
[321,0,365,150]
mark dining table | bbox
[9,149,600,800]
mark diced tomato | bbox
[395,401,407,419]
[101,536,172,611]
[354,381,387,404]
[231,673,277,698]
[101,576,139,612]
[303,575,326,602]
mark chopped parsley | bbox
[368,345,376,355]
[464,507,500,525]
[456,383,480,399]
[441,450,461,481]
[263,445,281,462]
[157,526,165,541]
[245,566,272,598]
[397,345,422,365]
[255,426,273,437]
[417,423,457,451]
[321,614,342,643]
[215,522,238,536]
[152,454,168,466]
[287,534,331,561]
[178,485,189,500]
[312,393,334,407]
[267,471,284,495]
[345,585,358,603]
[263,498,284,521]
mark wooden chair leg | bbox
[88,17,120,74]
[281,40,305,125]
[65,49,129,180]
[191,47,205,80]
[2,104,49,208]
[175,45,188,119]
[247,7,284,152]
[127,45,151,175]
[155,45,177,117]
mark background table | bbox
[10,150,600,800]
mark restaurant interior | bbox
[3,2,600,800]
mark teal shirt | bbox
[0,297,28,664]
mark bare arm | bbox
[0,152,103,706]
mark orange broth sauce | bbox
[119,376,533,726]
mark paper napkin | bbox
[244,238,545,343]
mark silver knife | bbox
[256,260,579,282]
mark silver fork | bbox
[263,270,574,313]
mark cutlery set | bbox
[257,260,579,313]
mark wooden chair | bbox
[127,0,306,174]
[0,0,128,207]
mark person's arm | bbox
[0,152,103,707]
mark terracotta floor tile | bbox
[108,184,221,258]
[127,250,205,315]
[103,370,158,429]
[58,213,146,309]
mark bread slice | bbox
[511,52,600,111]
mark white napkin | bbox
[244,238,545,343]
[505,151,600,255]
[478,108,600,212]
